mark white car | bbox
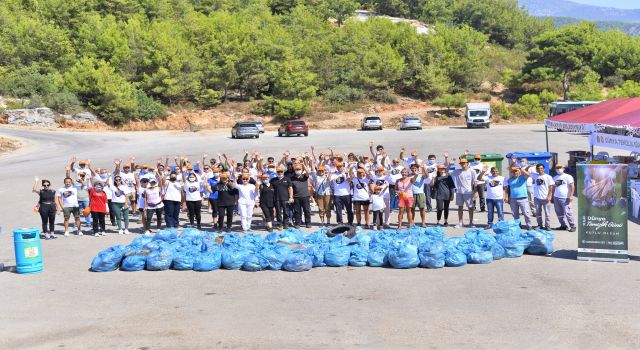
[361,116,383,130]
[400,116,422,130]
[246,120,265,133]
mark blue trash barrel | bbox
[506,152,555,174]
[14,228,43,274]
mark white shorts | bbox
[456,193,473,208]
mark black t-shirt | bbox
[39,189,56,203]
[291,174,310,198]
[215,183,238,206]
[433,175,456,200]
[270,177,292,201]
[259,184,276,207]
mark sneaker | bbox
[485,224,492,230]
[64,231,70,237]
[294,225,300,229]
[305,224,311,229]
[454,223,463,229]
[118,229,124,235]
[144,231,152,237]
[77,230,83,236]
[124,229,130,235]
[443,221,449,226]
[543,226,551,231]
[568,227,576,232]
[554,225,568,231]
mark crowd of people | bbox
[32,143,577,239]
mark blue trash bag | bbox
[121,254,146,271]
[172,250,196,270]
[146,245,174,271]
[388,241,420,269]
[491,243,506,260]
[306,243,329,267]
[418,241,445,269]
[303,229,330,245]
[193,248,222,272]
[282,251,313,272]
[222,233,241,248]
[468,250,493,264]
[349,244,369,267]
[495,234,530,258]
[261,245,292,270]
[324,244,351,267]
[424,226,446,241]
[492,220,521,235]
[221,247,251,270]
[91,245,126,272]
[153,229,178,242]
[465,229,497,251]
[242,253,267,272]
[277,229,305,244]
[130,236,153,248]
[525,230,555,255]
[239,233,264,252]
[367,243,389,267]
[444,247,467,267]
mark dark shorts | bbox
[353,200,370,206]
[63,207,80,220]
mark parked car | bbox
[278,119,309,137]
[361,115,383,130]
[231,122,260,139]
[400,115,422,130]
[246,120,265,133]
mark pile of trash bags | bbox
[90,220,554,273]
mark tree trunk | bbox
[562,68,571,101]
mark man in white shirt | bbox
[56,177,81,236]
[469,154,486,212]
[369,142,390,167]
[452,158,477,228]
[330,162,354,225]
[423,154,438,212]
[531,164,554,230]
[552,164,576,232]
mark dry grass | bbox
[0,137,21,154]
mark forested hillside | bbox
[1,0,640,124]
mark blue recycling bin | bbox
[13,228,43,274]
[506,152,555,174]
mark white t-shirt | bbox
[371,175,392,199]
[236,184,257,205]
[531,173,554,200]
[331,173,351,196]
[110,185,128,204]
[74,167,92,180]
[387,165,404,184]
[163,181,183,202]
[553,173,574,198]
[137,187,147,208]
[184,180,203,201]
[526,177,534,192]
[371,193,385,211]
[453,168,476,194]
[469,162,485,184]
[403,156,423,167]
[145,187,164,209]
[485,175,505,200]
[311,172,331,196]
[352,177,370,201]
[57,186,79,207]
[120,172,136,194]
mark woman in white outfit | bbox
[235,174,258,233]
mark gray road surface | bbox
[0,125,638,349]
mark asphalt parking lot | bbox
[0,125,638,349]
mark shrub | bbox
[28,94,45,108]
[323,85,365,105]
[512,94,545,119]
[493,102,512,120]
[196,89,224,108]
[367,89,397,104]
[273,98,311,119]
[432,93,466,111]
[45,92,83,114]
[132,90,166,121]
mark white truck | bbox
[465,102,491,129]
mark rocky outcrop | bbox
[61,111,99,123]
[3,108,56,127]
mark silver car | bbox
[400,115,422,130]
[361,115,383,130]
[246,120,265,133]
[231,122,260,139]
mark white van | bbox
[465,102,491,129]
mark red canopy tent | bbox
[544,98,640,152]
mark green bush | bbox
[28,94,45,108]
[432,94,466,110]
[196,89,224,108]
[45,92,83,114]
[512,94,545,119]
[273,98,311,119]
[493,102,512,120]
[367,89,397,104]
[132,90,167,121]
[0,66,61,98]
[323,85,365,105]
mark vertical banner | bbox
[629,178,640,225]
[577,164,629,262]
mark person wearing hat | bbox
[234,173,258,233]
[395,168,415,229]
[270,165,293,229]
[214,172,238,232]
[88,182,108,236]
[56,176,83,236]
[423,154,438,213]
[409,163,429,227]
[291,162,312,228]
[183,169,205,229]
[504,165,534,230]
[470,154,487,212]
[330,161,354,226]
[144,175,164,235]
[67,161,92,227]
[352,166,372,228]
[451,157,477,228]
[369,142,389,167]
[107,166,132,234]
[33,177,57,239]
[371,165,392,227]
[430,164,456,226]
[310,163,332,226]
[387,158,404,210]
[137,176,150,232]
[258,173,276,232]
[115,157,138,214]
[162,170,183,229]
[552,163,576,232]
[370,184,387,230]
[70,156,92,183]
[478,166,505,229]
[205,167,222,229]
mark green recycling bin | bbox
[461,153,505,175]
